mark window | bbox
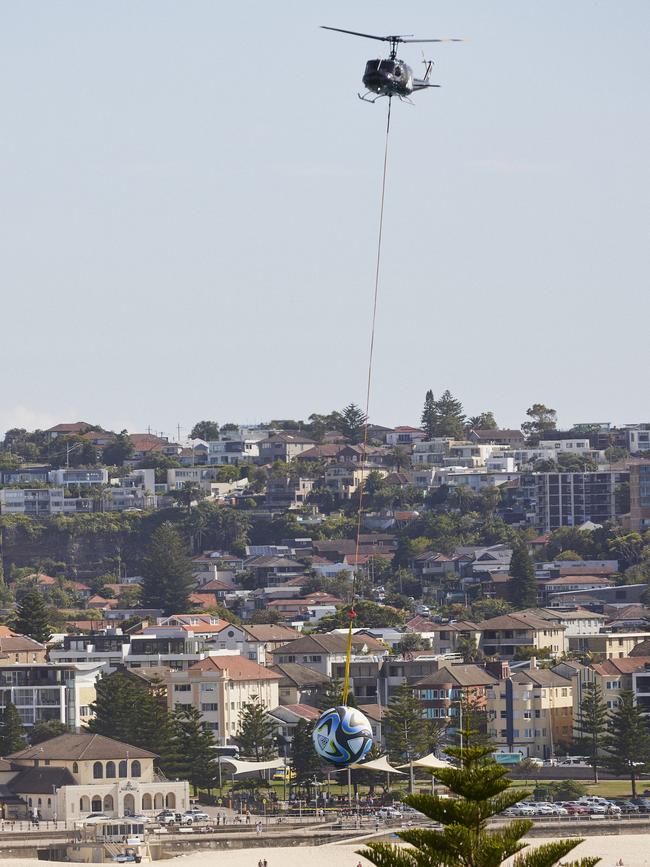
[79,706,91,717]
[174,684,191,692]
[202,703,218,711]
[523,711,532,719]
[106,761,116,778]
[201,683,215,692]
[131,760,141,778]
[119,760,127,778]
[72,762,79,774]
[93,761,103,779]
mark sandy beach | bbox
[3,835,649,867]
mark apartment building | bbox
[486,665,574,759]
[567,630,650,660]
[477,612,567,659]
[414,664,496,722]
[48,468,109,487]
[324,464,388,498]
[628,462,650,532]
[0,663,103,731]
[534,471,628,532]
[165,655,280,744]
[0,487,65,515]
[269,633,388,679]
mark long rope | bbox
[342,96,393,707]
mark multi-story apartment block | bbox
[533,471,628,531]
[0,487,65,515]
[0,663,103,730]
[487,665,573,760]
[628,462,650,531]
[414,664,496,722]
[567,630,650,660]
[48,468,109,487]
[411,439,450,466]
[477,612,566,659]
[165,655,280,744]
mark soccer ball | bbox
[312,705,373,766]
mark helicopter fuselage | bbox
[363,58,414,97]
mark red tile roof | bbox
[189,655,281,681]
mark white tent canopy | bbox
[348,755,405,774]
[219,757,285,776]
[398,753,453,770]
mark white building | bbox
[48,468,109,487]
[207,427,270,466]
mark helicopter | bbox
[321,26,463,103]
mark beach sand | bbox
[2,834,648,867]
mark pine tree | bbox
[509,540,537,608]
[140,522,195,615]
[168,705,218,794]
[575,682,608,783]
[339,403,368,444]
[291,719,322,783]
[233,695,277,760]
[87,672,144,744]
[384,684,440,789]
[602,690,650,798]
[421,390,438,440]
[0,700,27,755]
[433,390,465,439]
[30,720,71,744]
[359,735,599,867]
[319,678,357,709]
[13,590,52,643]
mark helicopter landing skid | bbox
[357,91,387,103]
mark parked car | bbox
[563,802,591,815]
[377,807,402,819]
[503,804,536,817]
[82,813,111,824]
[632,798,650,813]
[182,809,210,824]
[611,800,640,813]
[156,811,182,825]
[536,803,568,816]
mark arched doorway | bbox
[123,794,136,815]
[91,796,102,812]
[141,793,152,811]
[165,793,176,809]
[154,793,164,810]
[103,795,114,813]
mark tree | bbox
[466,411,497,431]
[457,635,482,664]
[0,701,27,755]
[249,608,284,624]
[522,403,557,445]
[509,540,537,608]
[319,678,357,710]
[30,720,71,745]
[384,684,444,789]
[433,390,465,439]
[87,672,146,745]
[140,522,195,615]
[234,695,277,761]
[291,719,322,783]
[339,403,367,444]
[421,390,437,440]
[359,735,599,867]
[139,453,182,484]
[168,705,218,794]
[602,690,650,798]
[575,682,608,783]
[13,590,52,643]
[190,420,220,441]
[398,633,424,659]
[172,481,206,514]
[102,430,134,466]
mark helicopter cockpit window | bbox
[379,60,397,73]
[365,60,380,73]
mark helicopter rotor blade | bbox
[320,26,392,42]
[401,38,464,43]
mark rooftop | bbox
[7,733,157,761]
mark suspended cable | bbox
[342,96,393,707]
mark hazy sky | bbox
[1,1,648,441]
